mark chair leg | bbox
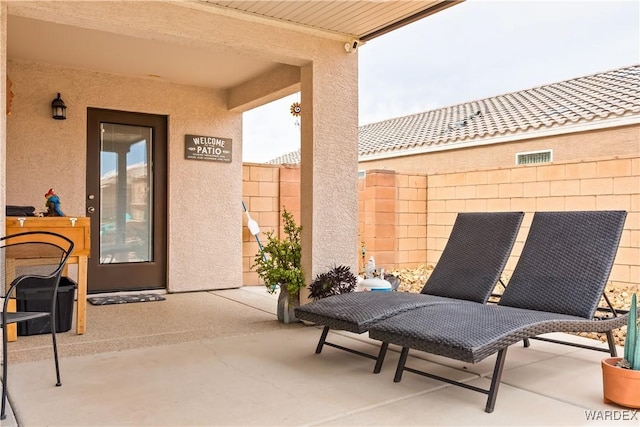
[373,342,389,374]
[51,319,62,387]
[523,338,530,347]
[484,348,508,413]
[315,326,330,354]
[394,347,410,383]
[1,323,8,420]
[605,330,617,357]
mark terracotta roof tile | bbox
[268,64,640,164]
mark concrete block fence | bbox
[242,154,639,291]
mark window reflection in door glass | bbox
[99,123,153,264]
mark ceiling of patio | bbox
[204,1,459,41]
[6,1,460,90]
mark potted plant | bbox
[602,293,640,408]
[308,265,357,301]
[252,208,304,323]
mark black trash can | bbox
[16,277,76,336]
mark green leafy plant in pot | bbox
[601,293,640,408]
[308,265,357,301]
[252,208,304,323]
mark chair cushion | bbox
[295,292,453,333]
[295,211,524,333]
[422,212,524,303]
[499,211,626,318]
[369,302,596,363]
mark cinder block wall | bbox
[395,173,428,267]
[359,170,397,273]
[242,164,280,285]
[242,163,301,285]
[242,164,429,281]
[357,170,428,272]
[242,155,638,291]
[427,155,639,291]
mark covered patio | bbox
[1,0,463,298]
[1,2,636,425]
[2,287,629,426]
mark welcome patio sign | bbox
[185,134,232,162]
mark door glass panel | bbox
[99,123,153,264]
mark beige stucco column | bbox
[299,55,359,302]
[0,2,6,229]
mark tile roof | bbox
[268,64,640,165]
[267,150,302,165]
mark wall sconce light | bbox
[51,93,67,120]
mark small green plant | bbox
[308,265,357,301]
[619,293,639,370]
[252,208,305,299]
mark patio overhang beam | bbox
[360,0,464,42]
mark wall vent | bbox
[516,150,552,165]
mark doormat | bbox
[88,294,166,306]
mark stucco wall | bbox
[359,125,640,175]
[4,0,361,294]
[6,59,242,291]
[0,4,6,231]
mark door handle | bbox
[87,206,95,214]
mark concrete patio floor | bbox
[1,287,636,426]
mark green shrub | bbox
[252,208,305,299]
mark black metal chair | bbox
[368,210,629,413]
[295,211,524,372]
[1,231,74,420]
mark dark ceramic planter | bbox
[277,288,300,324]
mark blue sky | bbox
[242,0,640,163]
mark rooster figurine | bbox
[44,188,64,217]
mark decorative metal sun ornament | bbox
[290,102,301,117]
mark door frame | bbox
[86,108,168,293]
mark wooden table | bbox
[5,216,90,341]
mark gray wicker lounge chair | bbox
[295,211,524,372]
[368,210,629,413]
